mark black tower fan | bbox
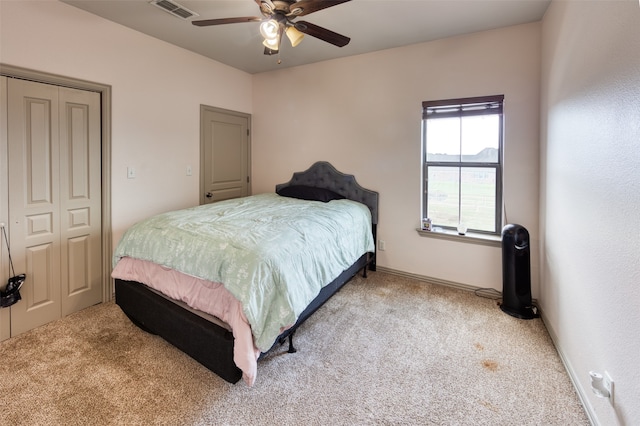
[500,224,536,319]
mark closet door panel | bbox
[8,78,61,336]
[59,87,102,315]
[0,76,9,341]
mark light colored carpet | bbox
[0,271,588,425]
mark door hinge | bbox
[247,129,250,136]
[247,176,250,183]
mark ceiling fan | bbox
[192,0,351,55]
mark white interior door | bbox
[59,86,102,317]
[5,78,102,336]
[201,106,250,204]
[7,78,62,335]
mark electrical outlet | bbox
[378,240,386,251]
[589,370,614,405]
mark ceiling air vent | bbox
[150,0,199,20]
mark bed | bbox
[112,161,378,386]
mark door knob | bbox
[205,192,213,199]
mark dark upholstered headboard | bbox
[275,161,379,225]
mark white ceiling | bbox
[62,0,551,74]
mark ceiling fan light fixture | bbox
[259,19,279,40]
[262,37,280,51]
[285,26,304,47]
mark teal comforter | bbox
[113,193,374,351]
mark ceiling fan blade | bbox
[289,0,352,17]
[255,0,276,15]
[192,17,262,27]
[294,21,350,47]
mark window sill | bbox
[416,227,501,247]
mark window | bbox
[422,95,504,235]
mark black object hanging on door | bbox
[1,224,25,308]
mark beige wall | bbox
[0,0,253,246]
[252,23,541,293]
[540,1,640,424]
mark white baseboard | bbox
[538,312,597,426]
[375,266,482,293]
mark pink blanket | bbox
[111,257,260,386]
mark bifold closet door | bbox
[57,86,102,318]
[7,78,102,336]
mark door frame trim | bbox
[1,64,113,303]
[199,105,252,205]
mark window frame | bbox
[421,95,504,236]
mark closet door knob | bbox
[205,192,213,199]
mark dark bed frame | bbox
[114,161,379,383]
